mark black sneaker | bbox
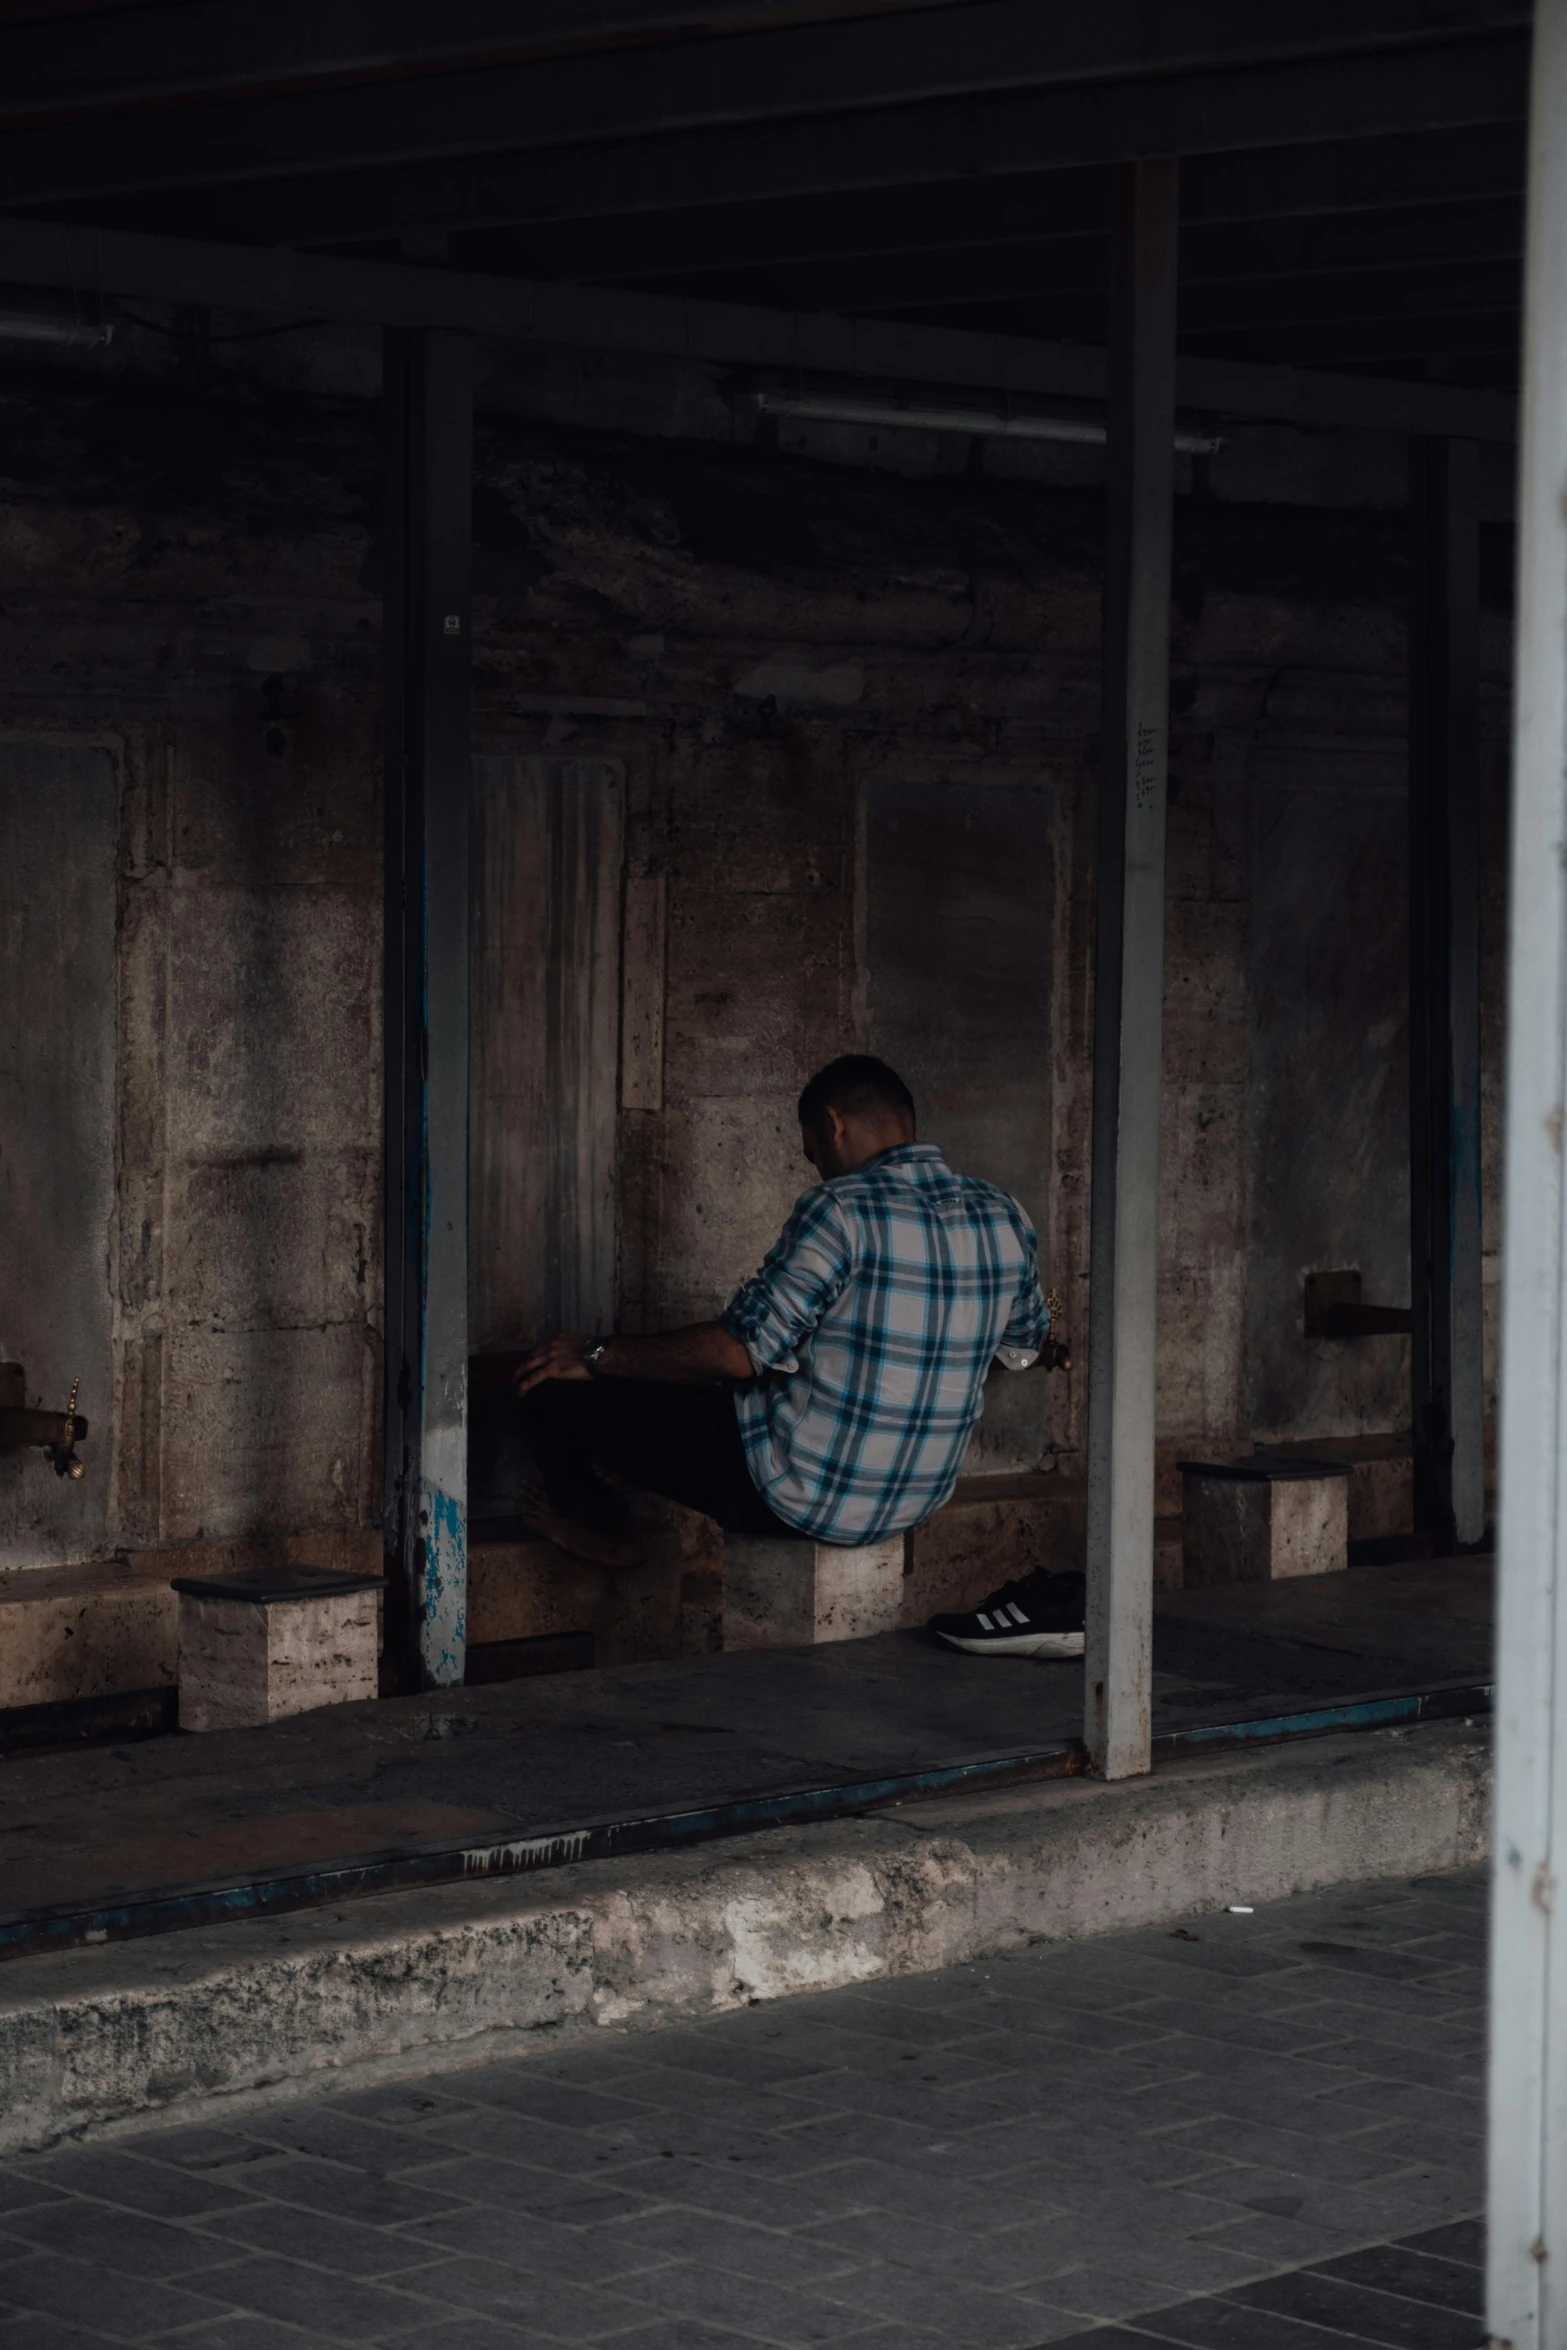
[929,1569,1086,1658]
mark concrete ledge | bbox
[0,1721,1489,2154]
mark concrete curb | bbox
[0,1721,1489,2153]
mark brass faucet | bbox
[1040,1287,1072,1373]
[0,1365,88,1477]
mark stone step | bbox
[1253,1434,1415,1542]
[0,1719,1488,2155]
[0,1560,175,1710]
[0,1532,384,1714]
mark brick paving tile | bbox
[1405,2218,1485,2266]
[1163,2115,1442,2189]
[1176,2209,1398,2268]
[638,2039,845,2091]
[115,2133,277,2177]
[780,2040,1015,2093]
[1314,2241,1485,2314]
[215,2158,472,2229]
[1030,2266,1239,2324]
[0,2170,70,2216]
[794,2003,987,2050]
[401,2105,643,2176]
[1330,2029,1489,2080]
[1275,2000,1484,2054]
[610,2208,866,2287]
[1288,1970,1478,2019]
[1224,2267,1482,2347]
[193,2204,446,2278]
[398,2203,670,2284]
[794,2156,1073,2232]
[229,2115,449,2180]
[385,2251,652,2338]
[326,2086,478,2128]
[1169,2164,1459,2238]
[967,2122,1229,2186]
[1316,2078,1489,2132]
[148,2323,339,2350]
[366,2325,549,2350]
[1358,2161,1485,2218]
[794,2207,1000,2279]
[0,2317,138,2350]
[16,2152,261,2221]
[449,2172,655,2228]
[824,2330,961,2349]
[193,2254,446,2339]
[1036,2330,1172,2349]
[603,2155,875,2232]
[583,2109,860,2177]
[1108,2297,1416,2347]
[596,2325,800,2350]
[0,2202,238,2278]
[612,2258,878,2342]
[0,2248,232,2338]
[2,1869,1493,2350]
[805,2263,1080,2345]
[423,2071,655,2133]
[577,2065,814,2122]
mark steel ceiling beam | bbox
[0,0,1525,132]
[18,27,1527,220]
[672,194,1520,319]
[1177,253,1521,335]
[1185,310,1520,366]
[506,124,1521,286]
[0,1,946,122]
[0,212,1518,441]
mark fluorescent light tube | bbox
[751,389,1220,455]
[0,311,113,349]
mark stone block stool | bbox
[172,1563,384,1732]
[1177,1456,1350,1588]
[722,1533,905,1650]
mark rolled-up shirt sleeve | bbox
[995,1241,1049,1370]
[723,1190,853,1375]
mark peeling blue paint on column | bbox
[422,1479,467,1684]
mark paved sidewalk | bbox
[0,1868,1486,2348]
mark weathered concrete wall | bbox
[0,327,1512,1619]
[0,361,383,1570]
[0,744,119,1566]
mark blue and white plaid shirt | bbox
[722,1142,1049,1543]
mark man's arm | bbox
[514,1323,752,1396]
[995,1225,1050,1368]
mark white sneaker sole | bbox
[934,1628,1085,1658]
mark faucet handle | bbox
[48,1378,87,1479]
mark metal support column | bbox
[383,327,473,1690]
[1409,436,1486,1556]
[1489,0,1567,2336]
[1085,157,1178,1781]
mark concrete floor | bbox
[0,1866,1486,2347]
[0,1558,1492,1936]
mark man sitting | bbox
[515,1053,1084,1657]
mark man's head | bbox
[798,1054,917,1179]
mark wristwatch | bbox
[581,1338,611,1376]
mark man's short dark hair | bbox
[798,1054,916,1131]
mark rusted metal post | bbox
[1408,436,1485,1556]
[1084,157,1178,1781]
[1489,0,1567,2335]
[383,327,473,1690]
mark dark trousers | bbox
[517,1378,804,1539]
